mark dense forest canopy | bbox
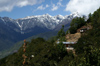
[0,8,100,66]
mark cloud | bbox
[37,4,49,10]
[46,4,49,8]
[57,0,63,6]
[51,0,63,11]
[37,5,45,10]
[51,4,58,11]
[65,0,100,16]
[0,0,44,12]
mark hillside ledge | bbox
[66,33,81,42]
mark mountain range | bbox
[1,12,80,33]
[0,12,81,58]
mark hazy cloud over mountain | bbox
[65,0,100,15]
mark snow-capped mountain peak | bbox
[54,15,65,20]
[70,12,81,17]
[0,12,81,34]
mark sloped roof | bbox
[57,41,76,44]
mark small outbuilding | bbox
[57,41,77,50]
[80,28,87,33]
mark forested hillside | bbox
[0,8,100,66]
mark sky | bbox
[0,0,100,19]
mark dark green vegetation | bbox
[0,38,67,66]
[1,8,100,66]
[0,31,57,59]
[73,7,100,65]
[68,16,86,34]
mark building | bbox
[80,28,87,33]
[77,24,92,33]
[57,41,76,50]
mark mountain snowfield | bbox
[0,12,81,34]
